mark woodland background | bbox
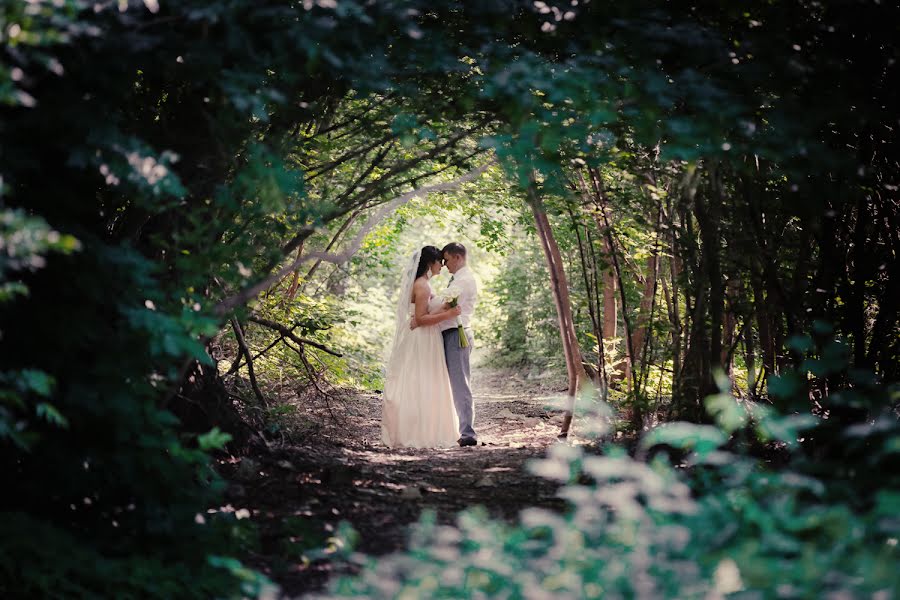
[1,0,898,598]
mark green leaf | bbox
[705,393,747,434]
[20,370,54,397]
[198,427,232,451]
[750,404,818,448]
[766,372,803,399]
[787,335,813,354]
[641,422,727,458]
[35,402,69,428]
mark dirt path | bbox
[220,363,571,597]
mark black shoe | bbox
[458,437,477,447]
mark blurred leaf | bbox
[705,393,747,434]
[198,427,232,452]
[641,422,727,457]
[35,403,68,429]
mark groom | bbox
[411,242,478,447]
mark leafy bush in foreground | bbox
[328,342,900,599]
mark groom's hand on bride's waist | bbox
[409,316,418,330]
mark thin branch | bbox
[316,93,395,137]
[248,316,343,357]
[587,168,640,396]
[302,158,495,266]
[283,339,341,423]
[224,352,244,377]
[280,242,305,301]
[304,133,395,183]
[301,209,362,289]
[328,143,395,212]
[230,318,266,406]
[250,324,299,361]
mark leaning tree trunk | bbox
[527,184,589,438]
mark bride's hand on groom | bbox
[408,306,460,330]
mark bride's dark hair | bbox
[415,245,442,279]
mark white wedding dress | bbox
[382,282,459,448]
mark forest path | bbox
[223,360,571,597]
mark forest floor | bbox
[217,360,575,598]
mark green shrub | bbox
[329,339,900,598]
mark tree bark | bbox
[627,252,659,386]
[230,318,266,406]
[721,276,742,379]
[752,267,777,377]
[586,195,623,382]
[527,184,588,438]
[567,203,609,395]
[698,163,725,391]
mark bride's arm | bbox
[412,281,460,327]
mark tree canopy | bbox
[1,0,898,596]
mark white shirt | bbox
[439,265,477,332]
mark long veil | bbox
[388,248,421,366]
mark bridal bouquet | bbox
[442,289,469,348]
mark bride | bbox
[382,246,462,448]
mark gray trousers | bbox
[442,328,475,440]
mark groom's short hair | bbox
[442,242,466,257]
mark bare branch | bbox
[300,158,495,266]
[248,316,343,357]
[304,133,395,183]
[230,318,266,406]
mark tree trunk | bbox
[721,276,741,379]
[743,278,759,400]
[698,164,725,391]
[591,212,623,382]
[602,236,619,341]
[666,243,684,407]
[627,252,659,385]
[670,167,704,419]
[567,202,609,395]
[527,184,588,438]
[752,267,777,378]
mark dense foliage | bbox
[2,0,898,597]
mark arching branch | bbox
[214,158,495,314]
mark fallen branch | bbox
[248,316,343,357]
[250,326,298,362]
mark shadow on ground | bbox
[217,366,573,597]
